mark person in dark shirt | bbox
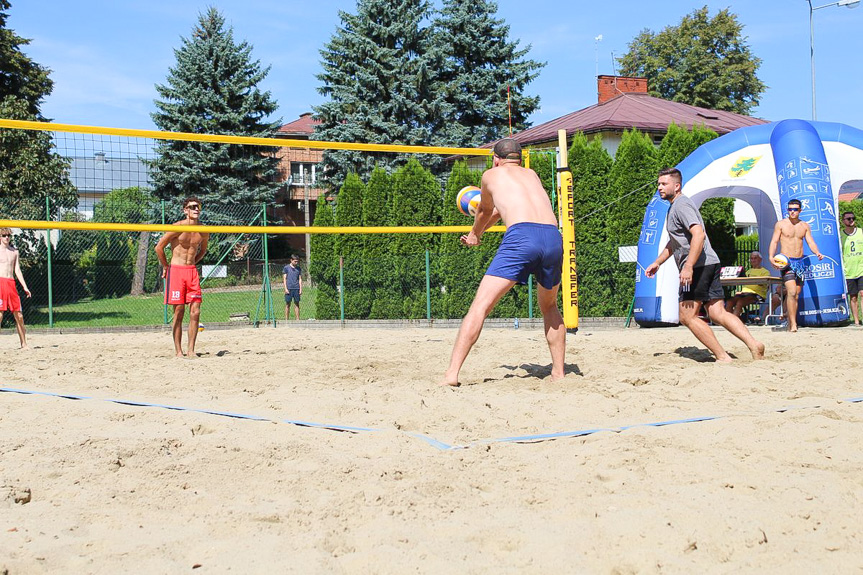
[645,168,764,362]
[282,255,303,320]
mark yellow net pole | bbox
[0,219,506,235]
[557,129,579,330]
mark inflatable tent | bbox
[634,119,863,327]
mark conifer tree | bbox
[0,0,76,279]
[0,0,52,118]
[150,8,280,208]
[315,0,441,188]
[335,173,370,318]
[606,129,658,315]
[568,134,614,316]
[388,159,441,318]
[363,167,394,319]
[440,161,483,318]
[432,0,544,147]
[309,200,339,319]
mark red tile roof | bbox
[278,113,320,137]
[503,93,768,147]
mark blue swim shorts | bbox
[485,222,563,289]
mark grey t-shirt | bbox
[666,194,720,270]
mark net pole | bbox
[45,197,54,328]
[161,201,168,325]
[262,202,274,327]
[557,129,579,330]
[339,256,345,326]
[425,249,431,321]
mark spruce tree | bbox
[150,8,281,208]
[315,0,441,189]
[432,0,544,147]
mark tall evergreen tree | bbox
[335,173,370,318]
[618,7,765,115]
[150,8,281,208]
[606,129,659,315]
[315,0,440,188]
[363,167,394,319]
[0,0,76,288]
[309,200,339,319]
[568,134,615,316]
[432,0,544,147]
[388,158,441,318]
[0,0,52,118]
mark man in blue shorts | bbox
[441,138,565,386]
[645,168,764,362]
[768,198,823,332]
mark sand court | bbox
[2,325,863,572]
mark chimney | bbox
[597,75,648,104]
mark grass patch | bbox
[25,286,318,328]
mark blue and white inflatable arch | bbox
[634,119,863,327]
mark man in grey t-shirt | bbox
[282,255,303,321]
[645,168,764,362]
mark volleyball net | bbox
[0,119,578,329]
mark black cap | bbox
[493,138,522,160]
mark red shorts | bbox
[165,265,202,305]
[0,277,22,312]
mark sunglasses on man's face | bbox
[186,205,201,211]
[787,207,800,212]
[845,217,856,222]
[0,234,11,238]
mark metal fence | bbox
[2,195,763,330]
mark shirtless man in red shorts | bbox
[155,198,209,358]
[0,228,31,349]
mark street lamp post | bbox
[807,0,861,120]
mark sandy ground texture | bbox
[2,323,862,573]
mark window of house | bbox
[290,163,316,185]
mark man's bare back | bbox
[480,164,558,228]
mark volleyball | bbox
[773,253,789,268]
[198,323,205,333]
[457,185,481,216]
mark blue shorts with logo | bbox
[485,223,563,289]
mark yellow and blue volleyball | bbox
[457,185,481,216]
[773,253,789,268]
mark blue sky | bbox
[9,0,863,133]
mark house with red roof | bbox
[478,76,771,234]
[504,76,767,157]
[273,112,325,255]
